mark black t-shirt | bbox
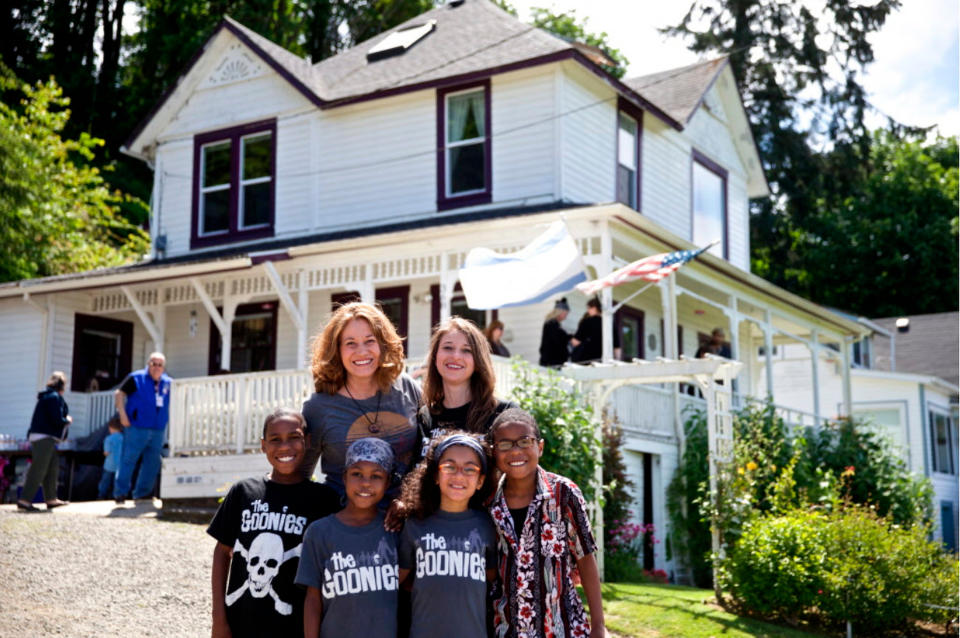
[415,399,516,462]
[572,314,620,362]
[207,476,340,638]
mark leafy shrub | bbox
[509,360,600,501]
[721,504,959,631]
[602,416,635,545]
[604,518,661,582]
[667,401,934,588]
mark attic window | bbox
[367,20,436,62]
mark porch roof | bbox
[1,202,867,339]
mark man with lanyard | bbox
[114,352,172,503]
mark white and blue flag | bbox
[458,221,587,309]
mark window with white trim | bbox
[445,88,487,197]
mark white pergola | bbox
[562,356,743,578]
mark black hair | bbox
[261,408,307,439]
[488,407,541,440]
[399,430,494,519]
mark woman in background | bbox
[18,371,72,511]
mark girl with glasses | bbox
[396,432,498,638]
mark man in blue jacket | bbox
[114,352,172,503]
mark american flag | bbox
[575,245,711,295]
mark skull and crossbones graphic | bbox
[226,532,301,615]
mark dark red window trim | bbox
[617,97,643,212]
[436,79,492,212]
[191,118,277,250]
[691,148,729,260]
[615,305,645,361]
[331,286,411,355]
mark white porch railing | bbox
[169,369,312,456]
[63,390,116,439]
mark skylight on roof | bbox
[367,19,437,62]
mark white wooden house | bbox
[0,0,875,575]
[772,312,960,549]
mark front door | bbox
[71,314,133,392]
[208,301,278,374]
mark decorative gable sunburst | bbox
[204,45,265,88]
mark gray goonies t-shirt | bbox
[295,512,399,638]
[400,509,497,638]
[301,374,421,499]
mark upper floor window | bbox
[692,150,727,259]
[192,119,276,249]
[437,80,491,211]
[616,99,642,210]
[930,409,956,475]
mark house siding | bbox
[641,119,691,239]
[0,298,46,434]
[560,63,616,204]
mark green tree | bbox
[528,7,628,78]
[800,133,959,316]
[0,64,148,281]
[660,1,960,316]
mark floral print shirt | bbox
[489,468,597,638]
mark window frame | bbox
[207,301,279,374]
[191,119,277,249]
[71,314,133,392]
[436,80,492,211]
[929,406,956,475]
[690,149,728,260]
[616,97,643,211]
[331,287,411,355]
[430,282,498,332]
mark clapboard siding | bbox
[0,299,45,437]
[641,120,691,239]
[560,63,616,204]
[491,68,557,205]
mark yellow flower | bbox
[737,466,745,475]
[746,461,758,471]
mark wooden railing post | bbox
[236,376,248,454]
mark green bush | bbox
[721,504,959,631]
[509,360,600,502]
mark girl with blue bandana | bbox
[396,432,498,638]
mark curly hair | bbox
[421,317,498,433]
[399,430,495,520]
[261,407,307,439]
[310,302,406,395]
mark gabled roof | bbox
[624,57,729,125]
[870,312,960,388]
[125,0,683,155]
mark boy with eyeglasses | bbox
[486,408,605,638]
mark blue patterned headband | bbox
[345,437,395,474]
[434,434,487,472]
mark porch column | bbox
[600,219,614,361]
[298,270,309,368]
[22,293,51,388]
[808,330,821,424]
[840,335,853,417]
[726,303,741,403]
[263,262,307,368]
[763,310,775,399]
[220,300,238,371]
[191,278,229,369]
[121,286,164,352]
[438,254,456,324]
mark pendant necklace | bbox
[344,384,382,434]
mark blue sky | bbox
[510,0,959,137]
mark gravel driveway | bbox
[1,506,212,637]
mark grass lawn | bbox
[600,582,819,638]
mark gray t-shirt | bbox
[399,509,497,638]
[301,374,421,499]
[295,512,398,638]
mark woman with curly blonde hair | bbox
[300,302,421,502]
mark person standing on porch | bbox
[113,352,172,504]
[301,302,421,504]
[18,371,72,511]
[538,298,572,367]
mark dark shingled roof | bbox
[624,57,729,125]
[312,0,570,102]
[870,312,960,388]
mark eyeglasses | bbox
[493,436,538,452]
[149,361,165,368]
[438,462,481,477]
